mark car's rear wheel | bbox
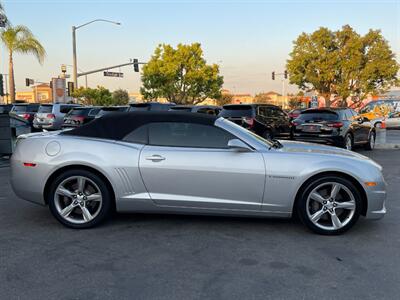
[296,176,362,235]
[48,169,112,229]
[262,129,273,140]
[364,131,376,150]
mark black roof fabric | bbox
[61,111,218,140]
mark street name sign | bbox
[104,71,124,78]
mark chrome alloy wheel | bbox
[306,182,356,231]
[54,176,103,224]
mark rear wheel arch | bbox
[293,171,368,217]
[43,165,116,209]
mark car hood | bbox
[277,139,378,163]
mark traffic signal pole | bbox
[77,60,144,77]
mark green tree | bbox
[112,88,130,105]
[72,86,113,106]
[1,25,46,102]
[286,25,399,107]
[216,93,233,106]
[141,43,224,104]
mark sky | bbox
[1,0,399,95]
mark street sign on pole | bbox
[103,71,124,78]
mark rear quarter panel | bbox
[11,135,147,206]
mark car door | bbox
[351,109,370,142]
[139,122,266,211]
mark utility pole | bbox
[72,26,78,89]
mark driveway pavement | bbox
[0,150,399,299]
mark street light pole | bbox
[72,19,120,88]
[72,26,77,89]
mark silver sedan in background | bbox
[11,112,386,235]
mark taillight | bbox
[20,113,30,120]
[327,122,343,128]
[243,117,255,128]
[47,114,55,119]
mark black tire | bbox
[364,131,376,151]
[296,176,362,235]
[342,133,353,151]
[374,122,382,129]
[262,129,273,140]
[48,169,113,229]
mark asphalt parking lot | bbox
[0,149,399,300]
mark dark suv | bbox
[62,106,102,128]
[128,102,175,112]
[292,108,375,150]
[0,104,13,114]
[169,105,221,115]
[219,104,292,139]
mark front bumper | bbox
[365,189,386,219]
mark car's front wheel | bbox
[364,131,376,150]
[48,169,113,229]
[296,176,362,235]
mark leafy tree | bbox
[141,43,224,104]
[288,97,302,109]
[1,25,46,102]
[254,93,272,104]
[287,25,399,107]
[112,88,130,105]
[216,93,233,106]
[72,86,113,106]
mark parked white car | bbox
[372,112,400,129]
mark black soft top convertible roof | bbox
[61,111,218,140]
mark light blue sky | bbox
[1,0,399,95]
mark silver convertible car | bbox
[11,112,386,235]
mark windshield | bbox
[67,108,88,116]
[219,105,254,118]
[298,111,339,121]
[38,105,53,113]
[170,107,192,112]
[129,104,150,111]
[221,118,275,148]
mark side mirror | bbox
[227,139,252,152]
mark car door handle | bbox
[145,155,166,162]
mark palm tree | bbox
[1,25,45,102]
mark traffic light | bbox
[133,59,139,72]
[25,78,34,86]
[284,70,288,79]
[0,75,4,97]
[67,82,74,96]
[272,71,275,80]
